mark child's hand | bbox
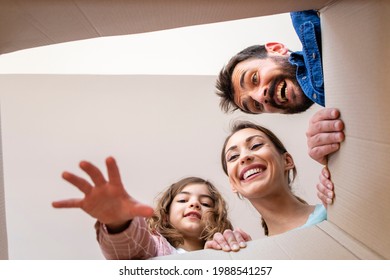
[52,156,154,228]
[204,228,252,252]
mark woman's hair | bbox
[147,176,233,248]
[221,120,306,236]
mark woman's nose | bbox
[240,154,254,165]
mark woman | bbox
[206,120,327,251]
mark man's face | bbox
[231,56,312,114]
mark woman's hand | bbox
[204,228,252,252]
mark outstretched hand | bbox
[204,228,252,252]
[52,156,154,230]
[306,108,345,165]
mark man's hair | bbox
[147,176,233,248]
[216,45,268,114]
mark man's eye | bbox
[251,72,259,85]
[253,101,262,111]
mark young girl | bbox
[52,157,234,259]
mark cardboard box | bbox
[0,0,389,260]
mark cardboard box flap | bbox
[322,0,390,259]
[156,222,367,260]
[0,0,330,55]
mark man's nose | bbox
[250,86,269,103]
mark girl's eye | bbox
[201,203,211,208]
[251,72,259,85]
[177,199,186,203]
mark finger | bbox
[130,203,154,218]
[306,120,344,137]
[319,171,334,191]
[308,143,341,165]
[52,198,83,208]
[62,171,93,194]
[317,183,333,206]
[234,227,252,242]
[79,160,107,186]
[106,157,123,186]
[307,131,345,148]
[310,108,340,124]
[322,166,330,179]
[212,232,231,252]
[204,240,222,250]
[232,231,247,249]
[223,229,240,251]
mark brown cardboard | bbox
[322,0,390,259]
[0,0,389,260]
[156,221,380,260]
[0,0,330,55]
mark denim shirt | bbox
[289,10,325,106]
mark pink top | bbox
[95,217,178,260]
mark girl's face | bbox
[224,128,294,199]
[168,183,214,239]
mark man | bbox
[215,10,344,204]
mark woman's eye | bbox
[251,143,263,150]
[251,72,259,85]
[227,154,239,162]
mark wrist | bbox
[105,220,132,234]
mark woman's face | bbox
[224,128,294,199]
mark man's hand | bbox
[204,228,252,252]
[52,156,154,231]
[306,108,345,165]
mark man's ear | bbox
[284,152,295,171]
[265,42,289,55]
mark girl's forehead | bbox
[179,183,211,195]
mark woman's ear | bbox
[229,177,238,193]
[284,152,295,171]
[265,42,289,55]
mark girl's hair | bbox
[147,176,233,248]
[221,120,306,236]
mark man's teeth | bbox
[276,81,288,103]
[243,168,263,180]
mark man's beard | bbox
[267,56,314,114]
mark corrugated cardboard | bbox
[0,0,329,55]
[0,0,389,260]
